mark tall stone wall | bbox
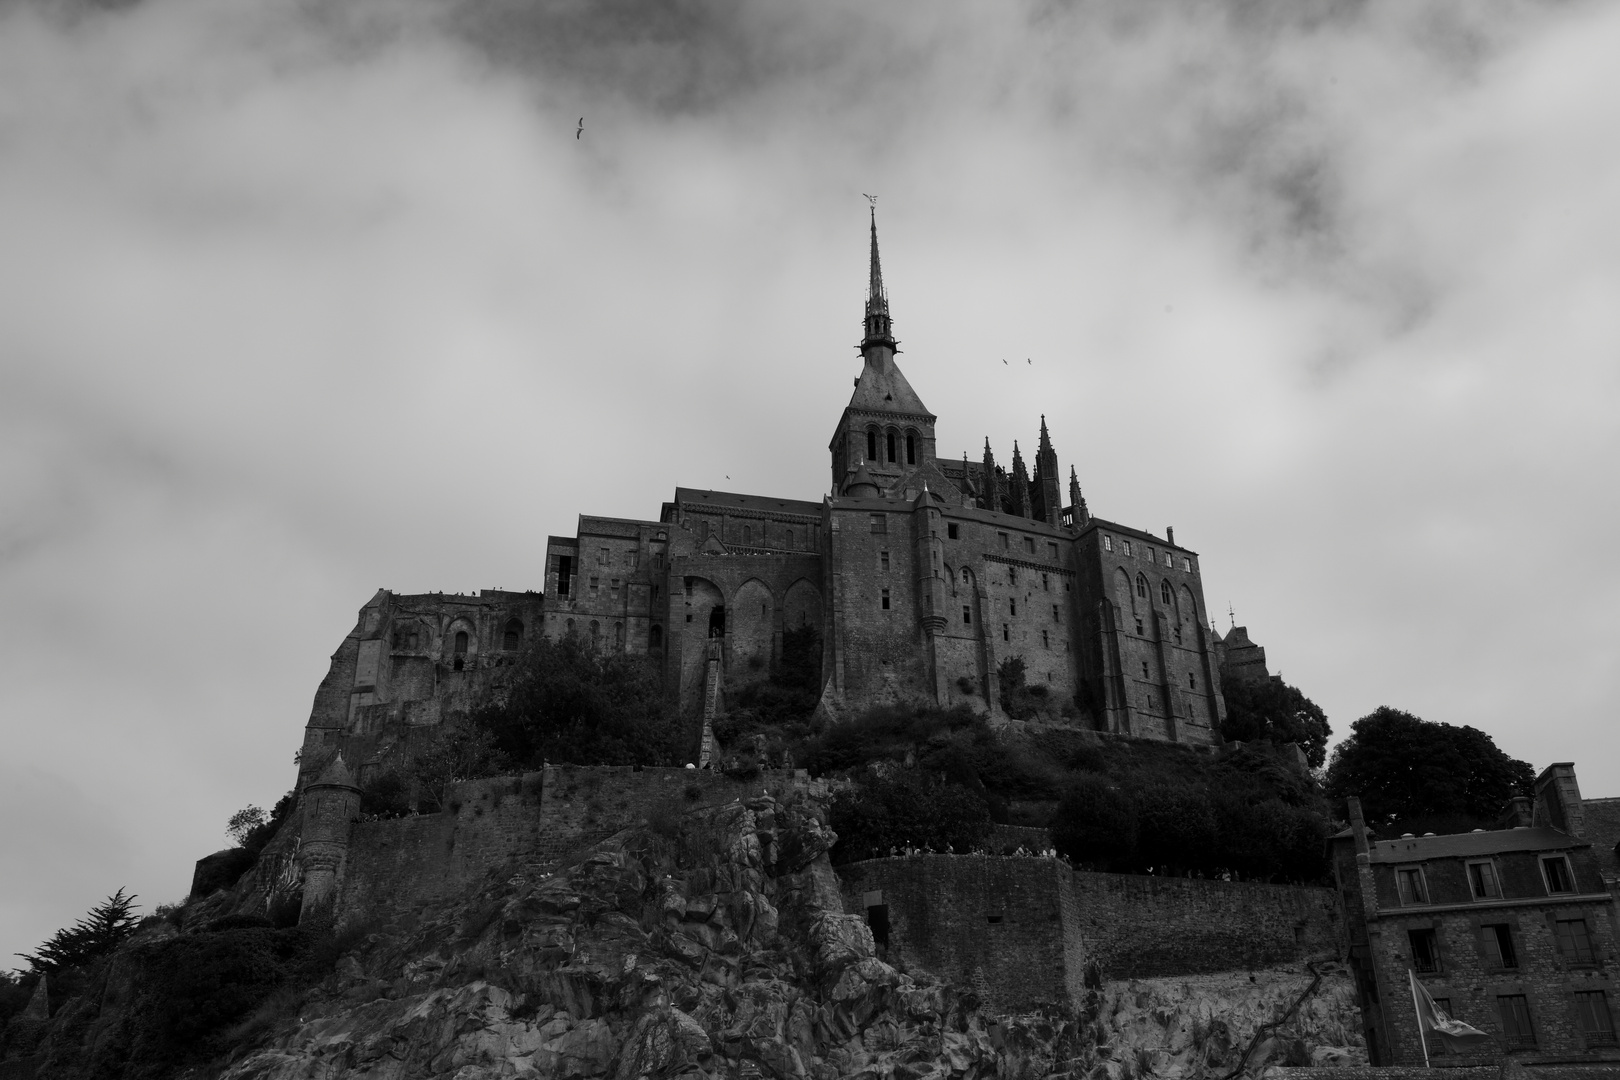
[836,855,1084,1013]
[1072,871,1338,979]
[335,766,822,924]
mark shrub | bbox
[359,770,412,818]
[829,767,991,862]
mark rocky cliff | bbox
[9,787,1364,1079]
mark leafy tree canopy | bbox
[1325,706,1534,835]
[1219,672,1331,768]
[16,889,139,974]
[471,635,684,768]
[829,767,991,863]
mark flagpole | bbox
[1408,970,1431,1069]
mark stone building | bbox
[1332,763,1620,1067]
[541,211,1228,744]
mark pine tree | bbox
[16,888,140,973]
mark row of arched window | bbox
[865,426,919,466]
[391,618,525,661]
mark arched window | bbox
[886,431,896,463]
[961,567,970,583]
[503,619,523,650]
[1160,581,1172,605]
[454,631,468,655]
[1136,575,1148,599]
[649,624,663,649]
[867,430,878,461]
[614,623,625,651]
[744,525,752,545]
[906,432,916,465]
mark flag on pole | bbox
[1409,970,1492,1053]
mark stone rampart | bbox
[335,765,823,923]
[1072,870,1338,979]
[836,854,1084,1013]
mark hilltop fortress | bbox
[299,212,1231,788]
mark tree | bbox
[471,636,684,768]
[1325,707,1534,835]
[16,889,140,973]
[409,721,507,811]
[226,806,266,846]
[829,768,991,863]
[1050,774,1138,870]
[1219,672,1331,768]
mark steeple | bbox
[1009,441,1031,518]
[1033,415,1062,526]
[1069,465,1089,526]
[861,207,897,356]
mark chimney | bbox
[1347,796,1370,856]
[1534,763,1586,838]
[1166,526,1175,545]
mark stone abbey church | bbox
[300,214,1232,779]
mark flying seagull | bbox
[1002,359,1007,365]
[1027,358,1031,364]
[576,118,584,139]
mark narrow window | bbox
[1134,617,1143,635]
[880,550,890,571]
[1136,575,1147,599]
[1543,856,1575,894]
[866,904,890,949]
[961,567,970,583]
[565,618,575,634]
[1123,540,1132,556]
[1048,542,1058,560]
[1141,661,1149,678]
[881,588,890,610]
[999,532,1009,550]
[503,619,523,650]
[1467,861,1500,899]
[556,555,573,597]
[1187,673,1196,688]
[630,549,640,569]
[1397,867,1428,905]
[1042,573,1050,591]
[1010,599,1018,616]
[1576,991,1617,1044]
[1164,552,1173,567]
[454,630,468,656]
[1181,557,1192,571]
[1409,928,1440,973]
[906,433,916,464]
[867,430,877,461]
[611,578,621,600]
[1160,581,1172,605]
[1484,924,1517,969]
[1174,627,1182,644]
[614,622,625,651]
[652,585,660,602]
[1002,624,1009,641]
[962,606,971,625]
[1009,567,1017,586]
[1103,535,1113,552]
[1023,536,1035,554]
[886,431,896,462]
[744,525,751,545]
[598,546,609,565]
[947,523,959,539]
[870,513,887,534]
[590,576,600,598]
[589,620,600,643]
[391,630,402,649]
[649,624,663,649]
[1052,605,1060,622]
[1042,630,1049,648]
[1555,917,1596,963]
[787,529,795,547]
[1497,995,1536,1048]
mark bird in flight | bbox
[1027,358,1031,364]
[1002,359,1007,365]
[576,118,584,139]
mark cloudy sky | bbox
[3,0,1618,962]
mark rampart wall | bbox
[335,765,820,924]
[1070,870,1338,979]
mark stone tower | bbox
[297,752,362,923]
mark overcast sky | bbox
[3,0,1618,964]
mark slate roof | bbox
[846,359,933,418]
[1367,826,1587,863]
[672,488,822,518]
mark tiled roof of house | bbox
[1368,826,1586,863]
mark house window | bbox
[743,525,751,545]
[1467,861,1501,900]
[1048,542,1059,560]
[598,547,609,564]
[1141,661,1149,678]
[590,576,600,599]
[1181,557,1192,571]
[1042,573,1050,591]
[611,578,621,600]
[1042,630,1049,648]
[962,606,971,625]
[1010,599,1018,616]
[1408,928,1440,973]
[1174,627,1182,644]
[1002,624,1008,641]
[1134,617,1143,635]
[1497,994,1536,1049]
[1483,924,1517,969]
[880,551,890,571]
[1160,580,1172,604]
[629,549,640,568]
[1052,605,1060,622]
[881,589,890,610]
[1396,867,1429,905]
[1575,991,1617,1045]
[1555,917,1597,964]
[998,532,1009,550]
[1136,575,1148,599]
[1187,673,1196,688]
[556,555,573,597]
[1123,540,1132,556]
[1103,535,1113,552]
[1164,551,1172,567]
[1009,567,1017,586]
[947,523,959,539]
[1023,537,1035,554]
[614,623,624,651]
[1542,855,1575,893]
[871,513,887,535]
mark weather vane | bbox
[863,193,877,207]
[1228,603,1235,629]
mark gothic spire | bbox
[1038,415,1053,456]
[862,207,895,350]
[1069,465,1089,526]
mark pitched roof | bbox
[672,488,822,518]
[846,360,933,418]
[1368,826,1587,863]
[310,752,358,790]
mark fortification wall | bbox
[335,766,821,923]
[836,855,1083,1013]
[1072,871,1338,979]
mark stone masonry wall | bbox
[336,766,822,924]
[836,854,1083,1013]
[1072,871,1338,979]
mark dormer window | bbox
[1467,860,1501,900]
[1542,855,1575,894]
[1396,866,1429,905]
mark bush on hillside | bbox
[829,767,992,863]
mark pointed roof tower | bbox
[1009,440,1031,518]
[1069,465,1090,526]
[863,206,895,351]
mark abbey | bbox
[540,212,1227,745]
